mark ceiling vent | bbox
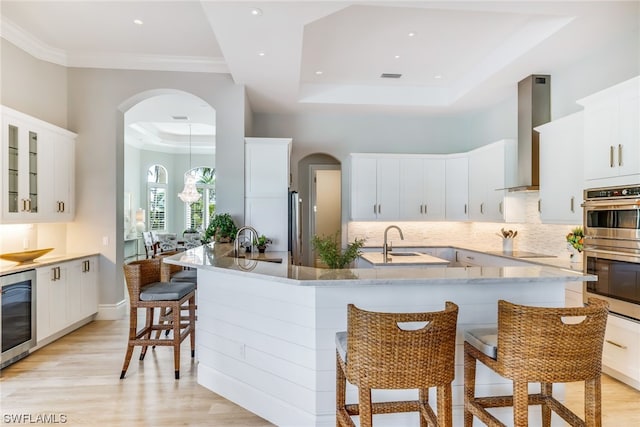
[171,115,189,120]
[380,73,402,79]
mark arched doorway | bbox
[120,90,215,259]
[297,153,341,267]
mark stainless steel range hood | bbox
[508,74,551,192]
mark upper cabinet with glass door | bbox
[1,106,77,223]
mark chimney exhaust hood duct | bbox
[508,74,551,192]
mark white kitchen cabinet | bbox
[245,138,291,252]
[1,106,76,223]
[245,138,290,198]
[36,256,98,345]
[578,76,640,184]
[445,155,468,221]
[602,314,640,389]
[350,154,400,220]
[467,140,516,222]
[537,112,584,224]
[399,157,445,220]
[36,263,70,343]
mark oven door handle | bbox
[583,200,640,209]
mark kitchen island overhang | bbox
[165,244,595,427]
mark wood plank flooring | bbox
[2,317,640,426]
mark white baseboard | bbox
[96,299,127,320]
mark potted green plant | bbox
[203,213,238,243]
[311,232,365,269]
[253,235,272,253]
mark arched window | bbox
[185,167,215,231]
[147,164,168,231]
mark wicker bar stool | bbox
[336,302,459,427]
[464,298,609,427]
[121,258,196,380]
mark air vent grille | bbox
[380,73,402,79]
[172,115,189,120]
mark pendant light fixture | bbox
[178,124,201,203]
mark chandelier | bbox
[178,124,202,203]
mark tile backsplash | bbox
[348,192,579,259]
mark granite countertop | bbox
[164,243,595,287]
[0,252,100,276]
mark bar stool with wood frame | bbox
[464,298,609,427]
[120,258,196,380]
[336,302,459,427]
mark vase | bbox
[567,244,581,263]
[502,238,513,253]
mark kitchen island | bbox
[165,244,595,427]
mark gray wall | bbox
[0,40,68,128]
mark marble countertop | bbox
[360,251,450,266]
[0,252,100,276]
[164,243,594,287]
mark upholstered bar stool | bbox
[121,258,196,380]
[336,302,459,427]
[464,298,609,427]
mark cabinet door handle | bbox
[464,204,467,214]
[424,204,427,215]
[605,339,627,350]
[27,199,32,212]
[480,203,484,214]
[378,204,381,214]
[499,201,503,214]
[538,199,542,213]
[373,204,377,214]
[570,196,575,213]
[420,204,423,214]
[610,145,615,167]
[61,201,65,213]
[618,144,623,167]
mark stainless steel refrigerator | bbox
[288,191,303,265]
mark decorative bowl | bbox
[0,248,54,263]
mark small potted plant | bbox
[311,232,365,269]
[566,226,584,262]
[203,213,238,243]
[253,235,272,253]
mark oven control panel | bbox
[586,185,640,200]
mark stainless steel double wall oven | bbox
[583,185,640,320]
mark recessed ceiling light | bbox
[394,55,400,59]
[133,19,143,25]
[251,8,263,16]
[315,70,323,75]
[408,31,416,37]
[258,52,265,57]
[434,75,443,79]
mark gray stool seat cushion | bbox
[140,281,196,301]
[171,269,197,283]
[465,327,498,359]
[335,331,347,362]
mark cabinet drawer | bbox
[602,314,640,381]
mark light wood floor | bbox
[2,318,640,426]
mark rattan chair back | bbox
[346,301,458,389]
[497,297,609,382]
[123,258,161,303]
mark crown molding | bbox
[1,16,68,66]
[1,16,228,73]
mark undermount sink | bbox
[388,252,420,257]
[231,255,283,264]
